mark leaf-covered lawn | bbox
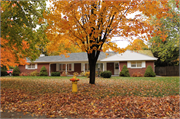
[1,76,179,118]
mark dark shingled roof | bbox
[27,52,117,63]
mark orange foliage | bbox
[1,38,29,69]
[45,0,170,55]
[132,72,144,77]
[126,39,148,50]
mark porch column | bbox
[103,63,104,71]
[66,64,67,75]
[84,63,85,73]
[103,63,106,71]
[49,63,51,76]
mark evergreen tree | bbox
[39,66,48,76]
[144,65,156,77]
[120,65,130,77]
[12,66,20,76]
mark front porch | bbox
[49,62,120,76]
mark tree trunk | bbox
[89,59,96,84]
[87,51,100,84]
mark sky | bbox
[111,37,130,48]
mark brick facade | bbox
[19,63,50,76]
[119,61,155,76]
[19,61,155,76]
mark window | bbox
[127,61,145,68]
[85,63,89,71]
[131,62,142,68]
[131,62,136,67]
[137,62,142,67]
[67,64,71,71]
[26,64,37,69]
[59,64,66,71]
[59,64,72,71]
[96,63,103,71]
[115,63,119,69]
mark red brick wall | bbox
[119,61,127,72]
[146,61,155,72]
[107,62,114,75]
[119,61,154,76]
[19,63,50,76]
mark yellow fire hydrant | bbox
[70,75,79,93]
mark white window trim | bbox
[127,61,146,68]
[130,67,143,69]
[114,62,119,70]
[25,64,38,70]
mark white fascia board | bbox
[101,58,157,62]
[27,59,104,63]
[27,60,89,63]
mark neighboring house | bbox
[18,50,157,76]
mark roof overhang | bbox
[101,58,158,62]
[27,59,102,63]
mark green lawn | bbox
[1,76,179,97]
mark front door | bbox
[107,63,114,75]
[114,63,119,75]
[74,63,81,74]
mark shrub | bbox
[51,72,60,76]
[119,65,130,77]
[61,71,67,76]
[80,72,85,76]
[1,70,7,76]
[1,66,7,76]
[39,66,48,76]
[100,70,112,78]
[100,71,104,77]
[12,66,20,76]
[144,65,156,77]
[30,70,39,76]
[132,72,143,77]
[73,72,79,76]
[85,71,90,78]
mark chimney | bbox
[40,54,45,57]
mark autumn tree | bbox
[125,39,148,50]
[45,0,170,84]
[34,25,49,56]
[1,1,47,69]
[149,0,180,66]
[47,43,82,56]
